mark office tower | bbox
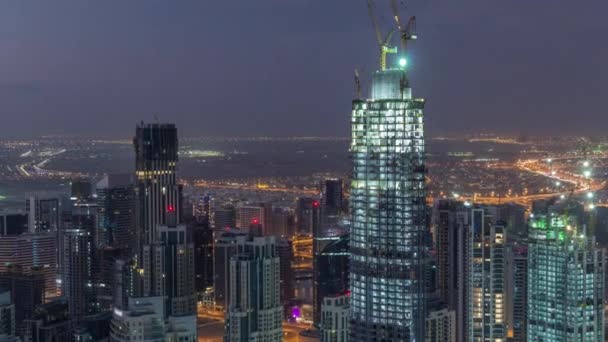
[0,232,57,298]
[193,220,214,294]
[213,204,236,232]
[62,227,96,321]
[321,179,344,226]
[350,59,428,340]
[507,244,527,342]
[433,200,470,308]
[425,308,456,342]
[469,208,506,341]
[321,294,350,342]
[213,231,248,309]
[96,174,135,249]
[277,237,294,313]
[313,233,349,327]
[0,265,45,332]
[22,299,72,342]
[235,203,266,231]
[296,198,320,235]
[0,209,29,235]
[224,236,282,342]
[134,122,181,249]
[527,199,605,341]
[25,194,62,233]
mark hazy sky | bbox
[0,0,607,138]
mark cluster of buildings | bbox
[0,11,606,342]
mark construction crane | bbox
[367,0,397,71]
[354,68,362,99]
[391,0,417,68]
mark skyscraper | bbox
[95,174,135,250]
[277,237,294,315]
[469,208,506,341]
[224,236,282,342]
[296,198,320,236]
[126,122,196,340]
[313,233,349,327]
[527,199,604,341]
[62,225,97,322]
[133,123,181,249]
[349,34,427,342]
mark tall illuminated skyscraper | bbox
[349,43,427,341]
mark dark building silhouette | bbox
[96,174,135,249]
[0,264,45,334]
[313,233,349,327]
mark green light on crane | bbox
[399,58,407,67]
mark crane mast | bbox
[366,0,397,71]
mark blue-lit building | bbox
[349,60,427,339]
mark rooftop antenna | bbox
[367,0,397,71]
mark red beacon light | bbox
[167,204,175,213]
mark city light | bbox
[399,58,408,67]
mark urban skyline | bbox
[0,1,607,342]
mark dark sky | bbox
[1,0,607,138]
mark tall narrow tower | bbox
[349,27,427,341]
[134,123,181,247]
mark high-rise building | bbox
[0,264,45,333]
[425,308,456,342]
[527,199,605,341]
[0,291,16,339]
[213,231,248,310]
[349,49,428,340]
[469,208,506,341]
[277,237,294,315]
[224,236,282,342]
[321,178,344,227]
[133,122,181,249]
[432,199,471,341]
[507,244,527,342]
[25,194,62,233]
[235,203,266,232]
[96,174,135,249]
[213,204,236,233]
[271,206,295,237]
[0,232,57,298]
[321,294,350,342]
[62,227,97,322]
[193,220,214,295]
[313,232,349,327]
[296,198,320,236]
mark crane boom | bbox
[366,0,396,70]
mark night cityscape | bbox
[1,1,608,341]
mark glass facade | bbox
[527,201,604,341]
[349,69,427,341]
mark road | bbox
[197,312,313,342]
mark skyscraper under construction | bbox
[349,2,427,340]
